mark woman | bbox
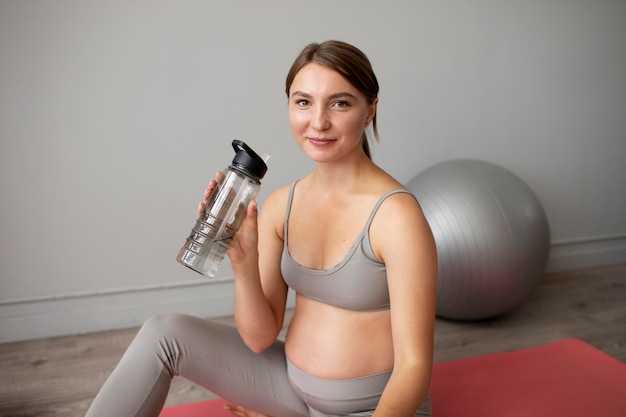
[85,40,436,417]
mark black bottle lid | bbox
[230,140,268,180]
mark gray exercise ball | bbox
[406,159,550,320]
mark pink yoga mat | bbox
[160,398,231,417]
[430,338,626,416]
[160,338,626,417]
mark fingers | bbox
[197,201,206,217]
[197,183,213,216]
[223,401,247,417]
[224,200,259,264]
[248,200,258,218]
[223,401,271,417]
[198,171,223,217]
[234,200,259,242]
[205,171,223,197]
[203,171,221,199]
[238,200,259,237]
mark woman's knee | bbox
[143,313,191,329]
[137,313,198,341]
[139,313,236,346]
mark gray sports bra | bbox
[281,181,413,312]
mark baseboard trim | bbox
[1,235,623,343]
[0,278,242,343]
[546,234,626,273]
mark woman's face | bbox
[288,63,377,163]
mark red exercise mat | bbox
[430,338,626,417]
[160,338,626,417]
[160,398,231,417]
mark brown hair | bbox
[285,40,380,159]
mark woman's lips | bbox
[308,137,336,145]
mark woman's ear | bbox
[367,98,379,126]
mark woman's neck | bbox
[308,153,377,195]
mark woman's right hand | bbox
[196,171,259,272]
[197,171,223,217]
[225,199,259,266]
[196,170,258,265]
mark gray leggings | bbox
[85,313,431,417]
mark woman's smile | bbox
[308,137,336,146]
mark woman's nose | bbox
[311,106,331,131]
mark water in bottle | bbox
[177,140,269,277]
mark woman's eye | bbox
[333,100,351,108]
[295,99,309,106]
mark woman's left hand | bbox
[223,400,272,417]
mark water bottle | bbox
[177,140,269,277]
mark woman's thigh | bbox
[86,313,309,417]
[148,313,310,417]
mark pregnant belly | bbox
[284,297,394,379]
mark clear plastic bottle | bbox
[177,140,269,277]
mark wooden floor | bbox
[1,265,625,417]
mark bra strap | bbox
[362,189,415,261]
[283,181,299,247]
[364,189,414,231]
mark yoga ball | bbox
[406,159,550,320]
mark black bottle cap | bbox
[230,140,268,180]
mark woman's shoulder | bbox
[368,170,425,221]
[368,170,414,204]
[367,180,433,267]
[257,184,294,239]
[263,183,293,207]
[376,187,422,218]
[258,183,294,222]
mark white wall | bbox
[1,1,625,342]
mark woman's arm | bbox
[228,186,291,353]
[370,193,438,416]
